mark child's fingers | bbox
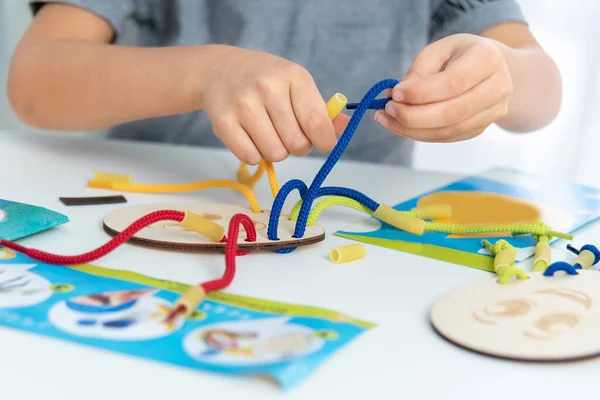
[238,98,289,162]
[290,75,337,153]
[385,72,510,129]
[398,44,497,105]
[212,114,263,165]
[333,113,350,136]
[375,100,507,142]
[260,82,312,157]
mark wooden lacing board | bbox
[103,202,325,251]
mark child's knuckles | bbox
[284,63,310,79]
[256,76,282,97]
[236,94,258,113]
[475,41,500,60]
[212,114,237,136]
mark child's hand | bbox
[376,34,513,142]
[200,46,348,165]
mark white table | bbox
[1,129,598,400]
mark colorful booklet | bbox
[336,168,600,272]
[0,199,69,241]
[0,247,373,390]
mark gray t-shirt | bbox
[30,0,527,166]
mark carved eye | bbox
[484,299,534,317]
[161,223,187,231]
[533,313,581,333]
[200,213,223,221]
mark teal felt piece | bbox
[0,199,69,241]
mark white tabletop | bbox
[1,129,598,400]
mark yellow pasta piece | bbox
[330,244,366,264]
[175,286,206,316]
[575,249,595,270]
[326,93,348,120]
[533,241,551,271]
[493,249,516,272]
[180,211,225,242]
[373,204,425,235]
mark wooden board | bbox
[103,202,325,251]
[430,270,600,361]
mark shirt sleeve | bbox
[28,0,137,41]
[429,0,528,42]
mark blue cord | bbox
[266,79,398,252]
[543,261,579,276]
[345,98,391,110]
[267,185,379,254]
[267,179,308,241]
[292,79,398,242]
[565,244,600,269]
[269,187,378,240]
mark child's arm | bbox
[480,22,562,132]
[8,3,343,164]
[376,22,561,142]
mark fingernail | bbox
[384,102,396,118]
[374,110,388,126]
[392,88,405,102]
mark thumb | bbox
[393,37,466,104]
[332,113,350,136]
[391,72,419,102]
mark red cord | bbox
[0,210,185,265]
[203,213,256,292]
[0,210,257,296]
[164,213,257,325]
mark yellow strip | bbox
[87,179,262,213]
[91,172,133,183]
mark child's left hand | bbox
[376,34,513,142]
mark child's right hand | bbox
[198,46,348,165]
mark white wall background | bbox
[1,0,599,186]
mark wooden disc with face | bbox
[102,202,325,251]
[431,270,600,361]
